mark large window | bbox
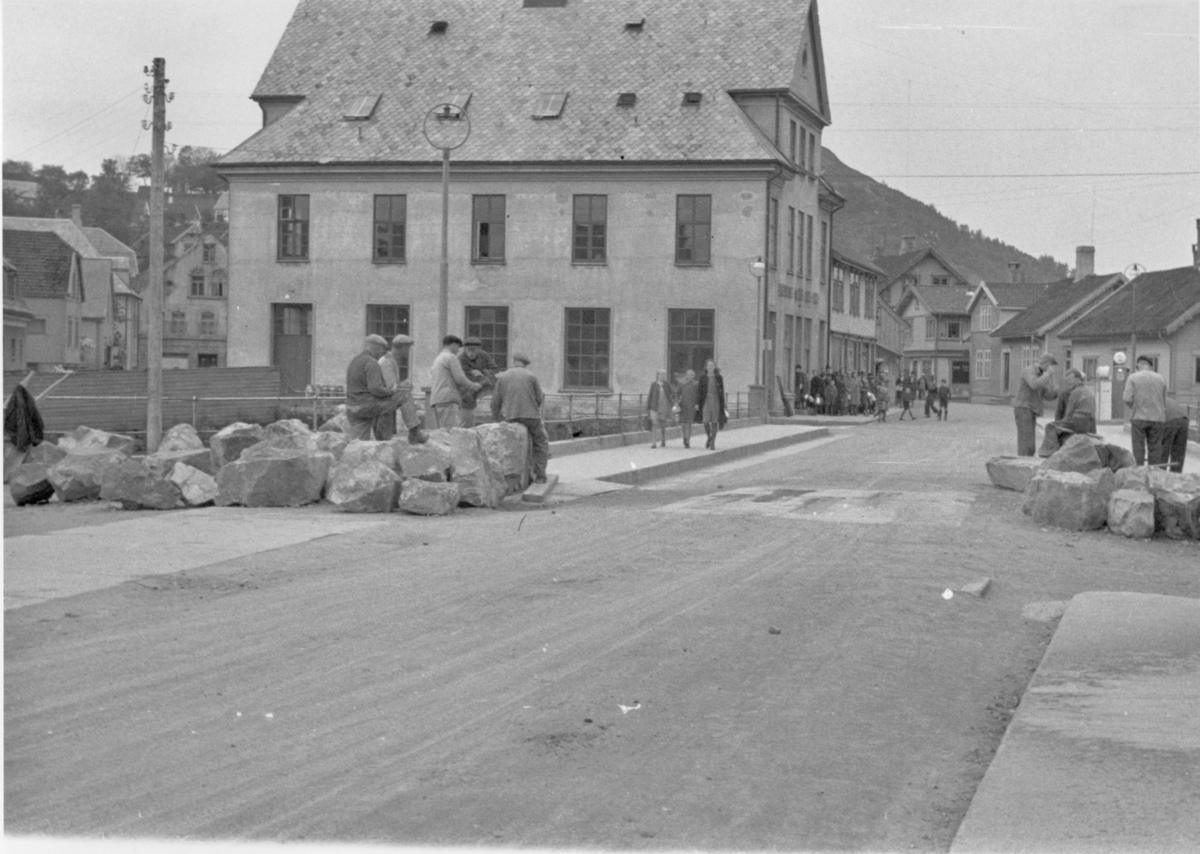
[465,305,509,370]
[946,320,962,339]
[667,308,715,380]
[975,347,992,380]
[864,281,875,319]
[278,194,309,260]
[831,269,845,313]
[925,317,937,339]
[366,303,410,380]
[202,242,216,263]
[472,195,506,262]
[169,311,187,335]
[805,215,814,280]
[374,194,406,263]
[849,279,860,316]
[977,303,994,331]
[1083,357,1098,381]
[210,269,226,297]
[200,311,216,336]
[768,198,779,269]
[572,195,607,263]
[787,207,796,274]
[675,195,711,265]
[190,270,205,297]
[564,307,611,388]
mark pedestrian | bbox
[1122,355,1168,466]
[345,334,411,441]
[898,374,916,420]
[1038,368,1095,456]
[936,379,951,420]
[491,352,549,484]
[430,334,482,429]
[824,373,837,416]
[845,372,861,415]
[921,373,937,418]
[873,374,889,422]
[858,372,870,414]
[646,369,677,448]
[1161,396,1190,474]
[677,368,700,448]
[458,336,498,428]
[696,358,727,450]
[794,364,807,408]
[376,333,429,443]
[1013,353,1058,456]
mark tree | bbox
[3,159,36,181]
[168,146,224,195]
[87,158,137,245]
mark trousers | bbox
[1014,407,1038,456]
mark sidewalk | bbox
[951,591,1200,853]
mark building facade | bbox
[1,227,85,369]
[828,247,881,375]
[896,283,972,393]
[965,279,1047,403]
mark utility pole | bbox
[144,58,170,452]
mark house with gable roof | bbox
[1,226,85,368]
[965,276,1048,403]
[872,241,982,311]
[218,0,837,402]
[895,282,973,393]
[4,257,39,370]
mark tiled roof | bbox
[832,242,884,277]
[222,0,818,167]
[1059,266,1200,340]
[2,229,78,299]
[991,273,1122,339]
[873,249,927,283]
[986,282,1047,309]
[82,227,138,273]
[3,216,99,259]
[905,283,972,316]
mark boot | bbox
[407,426,430,445]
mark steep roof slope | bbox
[2,230,79,299]
[902,283,972,316]
[1059,267,1200,340]
[222,0,818,167]
[992,274,1123,339]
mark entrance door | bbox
[1002,351,1011,393]
[272,303,313,393]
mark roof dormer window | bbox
[532,92,568,119]
[343,94,380,121]
[682,91,702,107]
[625,19,645,32]
[616,93,636,107]
[429,20,448,34]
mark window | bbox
[572,195,607,263]
[564,307,611,388]
[682,91,702,106]
[925,317,937,339]
[202,242,216,263]
[932,275,949,286]
[366,304,410,380]
[465,306,509,370]
[831,269,844,313]
[1083,357,1098,381]
[198,353,219,368]
[819,221,828,284]
[946,321,961,339]
[532,92,568,118]
[472,195,506,262]
[797,214,806,282]
[616,93,636,107]
[799,128,807,171]
[808,132,816,174]
[849,279,860,316]
[675,195,711,265]
[374,195,407,263]
[768,199,779,269]
[200,311,216,336]
[789,120,798,163]
[667,308,715,379]
[978,303,994,331]
[1021,346,1037,371]
[787,207,796,274]
[190,270,205,297]
[343,94,381,120]
[952,360,970,385]
[278,194,309,260]
[169,311,187,335]
[864,282,876,319]
[805,215,814,280]
[210,269,226,297]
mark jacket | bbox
[346,351,393,405]
[1014,364,1056,416]
[4,384,45,452]
[1123,368,1167,422]
[458,349,498,410]
[430,349,478,406]
[695,371,727,426]
[1057,384,1097,433]
[646,380,677,416]
[491,366,544,421]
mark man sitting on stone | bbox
[1161,396,1191,474]
[346,335,424,442]
[376,333,428,444]
[1038,368,1096,457]
[491,352,549,484]
[458,336,499,428]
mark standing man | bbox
[794,364,806,410]
[458,336,498,428]
[1123,355,1168,466]
[345,335,408,441]
[677,368,700,448]
[1013,353,1058,456]
[1038,368,1095,456]
[491,352,549,484]
[430,335,482,429]
[921,373,936,418]
[936,379,952,420]
[1161,396,1191,474]
[377,334,428,444]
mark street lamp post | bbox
[1124,263,1146,366]
[422,104,472,341]
[750,257,766,385]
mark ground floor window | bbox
[952,359,970,385]
[666,308,715,380]
[1083,357,1098,381]
[197,353,219,368]
[975,348,992,380]
[465,305,509,370]
[366,304,410,381]
[564,307,611,389]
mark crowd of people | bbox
[792,366,897,421]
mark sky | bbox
[3,0,1198,274]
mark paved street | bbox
[5,403,1199,852]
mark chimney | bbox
[900,235,916,254]
[71,204,82,227]
[1193,219,1200,271]
[1008,261,1022,283]
[1074,245,1095,282]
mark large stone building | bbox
[218,0,836,402]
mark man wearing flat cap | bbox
[491,352,550,483]
[1123,354,1168,466]
[345,335,420,441]
[458,335,498,428]
[375,333,428,443]
[429,334,482,429]
[1013,352,1058,456]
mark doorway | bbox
[272,303,313,393]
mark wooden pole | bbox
[145,58,167,452]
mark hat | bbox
[511,352,532,365]
[365,334,389,348]
[463,336,482,346]
[1136,354,1153,366]
[391,334,414,346]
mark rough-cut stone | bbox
[392,439,454,482]
[99,459,185,510]
[326,459,401,513]
[430,428,504,508]
[1117,467,1200,496]
[985,456,1045,492]
[1107,489,1156,539]
[57,426,137,457]
[1022,468,1115,531]
[215,450,332,507]
[397,478,459,515]
[210,422,266,467]
[265,418,313,441]
[305,431,351,461]
[1043,435,1104,474]
[341,440,399,471]
[25,441,67,467]
[476,421,531,494]
[9,462,55,505]
[1097,444,1136,472]
[146,446,216,476]
[1154,490,1200,540]
[1114,467,1152,492]
[318,407,349,433]
[167,462,219,507]
[48,450,128,502]
[158,423,206,453]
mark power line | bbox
[10,87,145,159]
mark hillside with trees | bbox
[823,147,1069,284]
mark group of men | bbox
[1016,352,1190,472]
[344,333,549,483]
[796,367,887,417]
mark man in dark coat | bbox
[491,352,549,483]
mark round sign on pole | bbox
[422,104,471,151]
[1113,351,1127,366]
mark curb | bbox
[550,417,765,458]
[596,426,831,486]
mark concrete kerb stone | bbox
[551,416,763,459]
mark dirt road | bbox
[6,404,1198,850]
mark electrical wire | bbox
[10,86,146,159]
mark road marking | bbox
[655,486,974,526]
[638,435,849,490]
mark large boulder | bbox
[318,407,350,433]
[430,427,504,508]
[1096,444,1136,472]
[1022,468,1115,531]
[57,426,136,457]
[147,446,216,476]
[305,431,351,461]
[392,439,454,482]
[397,479,459,516]
[47,450,128,502]
[158,423,206,453]
[10,462,56,506]
[210,422,266,467]
[265,418,313,441]
[1154,490,1200,540]
[1043,435,1104,474]
[476,421,530,494]
[215,450,332,507]
[167,462,219,507]
[25,441,67,467]
[326,459,401,513]
[99,459,185,510]
[1107,489,1156,539]
[985,456,1045,492]
[341,440,399,471]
